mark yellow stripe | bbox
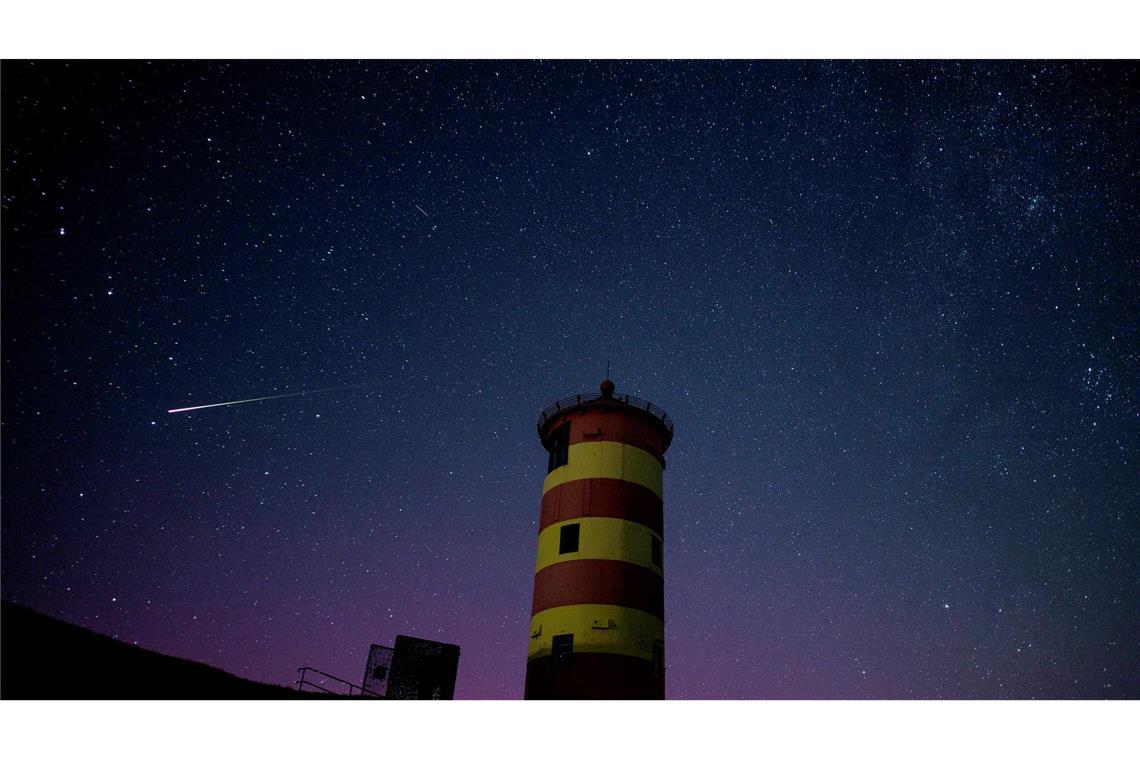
[527,604,663,662]
[542,441,663,498]
[535,517,662,575]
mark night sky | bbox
[2,60,1136,699]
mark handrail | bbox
[537,392,674,446]
[296,666,385,698]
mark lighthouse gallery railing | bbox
[537,393,674,447]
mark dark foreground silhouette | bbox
[1,601,313,699]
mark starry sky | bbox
[2,60,1137,699]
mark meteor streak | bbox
[167,385,363,414]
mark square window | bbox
[552,633,573,671]
[651,535,662,568]
[559,523,580,554]
[547,424,570,472]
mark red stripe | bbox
[525,652,664,699]
[539,478,663,534]
[531,559,664,617]
[564,407,667,460]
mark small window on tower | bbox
[651,535,662,568]
[552,633,574,670]
[559,523,580,554]
[547,423,570,472]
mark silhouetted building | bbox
[383,635,460,699]
[525,378,673,699]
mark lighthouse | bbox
[525,378,674,699]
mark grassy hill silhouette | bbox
[1,601,314,699]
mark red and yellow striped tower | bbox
[525,378,674,699]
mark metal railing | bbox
[296,666,385,698]
[537,392,674,444]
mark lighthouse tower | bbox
[525,379,674,699]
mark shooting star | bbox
[414,202,429,217]
[167,384,365,414]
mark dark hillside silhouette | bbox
[1,601,311,699]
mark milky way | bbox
[2,60,1136,698]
